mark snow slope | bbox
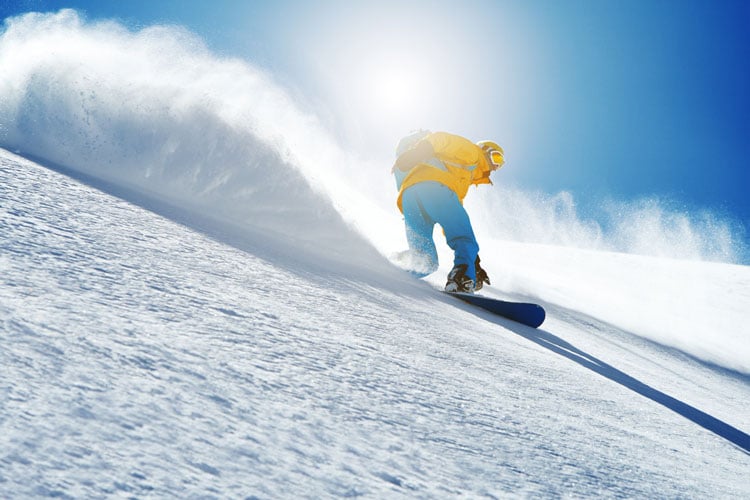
[1,9,750,498]
[2,149,749,498]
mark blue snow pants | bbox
[401,181,479,280]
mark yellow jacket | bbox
[395,132,493,212]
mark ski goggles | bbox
[486,148,505,170]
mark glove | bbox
[475,255,490,291]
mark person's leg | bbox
[417,183,479,281]
[400,185,439,277]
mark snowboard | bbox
[443,291,546,328]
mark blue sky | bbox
[2,0,749,227]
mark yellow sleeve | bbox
[426,132,492,185]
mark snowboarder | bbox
[392,130,505,293]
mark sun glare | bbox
[370,68,419,111]
[297,3,486,149]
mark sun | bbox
[369,67,420,112]
[353,57,440,137]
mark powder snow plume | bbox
[0,8,392,274]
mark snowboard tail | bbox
[444,291,546,328]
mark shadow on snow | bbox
[464,301,750,456]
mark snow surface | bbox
[2,146,749,499]
[1,9,750,498]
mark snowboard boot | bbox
[474,256,491,292]
[445,264,475,293]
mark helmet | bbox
[476,140,505,170]
[396,129,430,157]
